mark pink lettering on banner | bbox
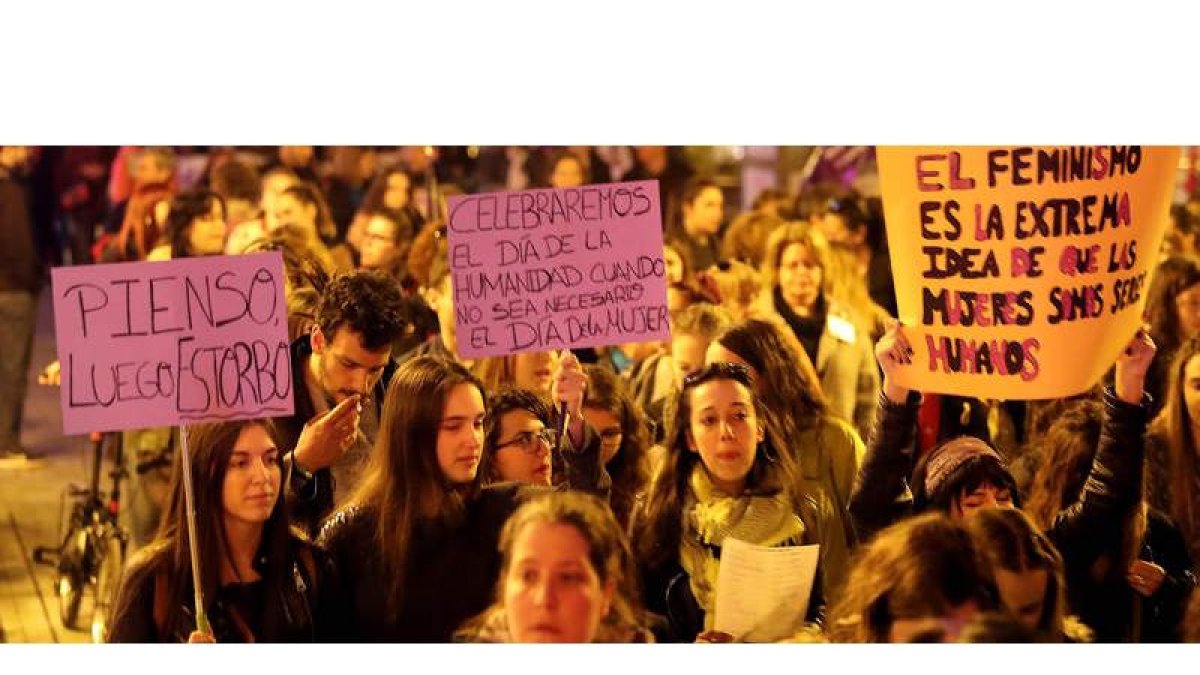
[446,180,671,358]
[51,252,293,435]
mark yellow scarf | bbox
[679,466,807,629]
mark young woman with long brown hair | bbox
[1143,256,1200,417]
[107,419,330,643]
[965,507,1092,642]
[705,318,862,598]
[317,356,534,641]
[272,183,353,272]
[632,362,832,642]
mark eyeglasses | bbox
[495,428,559,454]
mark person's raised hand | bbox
[551,351,588,446]
[551,351,587,420]
[293,394,362,473]
[874,318,913,403]
[1114,325,1156,405]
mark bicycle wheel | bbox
[56,528,91,629]
[90,535,124,643]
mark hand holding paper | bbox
[712,538,819,643]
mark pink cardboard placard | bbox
[51,252,293,435]
[446,180,671,359]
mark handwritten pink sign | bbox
[51,252,293,434]
[446,180,671,358]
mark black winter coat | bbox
[317,483,529,642]
[849,387,1150,565]
[107,533,335,643]
[1066,509,1195,642]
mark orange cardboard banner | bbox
[878,146,1180,400]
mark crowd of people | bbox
[4,145,1200,643]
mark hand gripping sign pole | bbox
[554,350,580,470]
[179,425,211,635]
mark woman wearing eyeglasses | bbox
[632,362,832,642]
[476,351,608,496]
[479,388,608,498]
[480,389,562,487]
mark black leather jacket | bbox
[107,533,336,643]
[849,386,1149,564]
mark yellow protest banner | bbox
[878,146,1180,400]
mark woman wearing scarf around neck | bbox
[758,222,879,440]
[631,362,831,642]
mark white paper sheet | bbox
[712,538,820,643]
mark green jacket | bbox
[789,414,864,606]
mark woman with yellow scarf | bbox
[632,362,832,642]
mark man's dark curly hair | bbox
[315,270,408,350]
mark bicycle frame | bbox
[36,431,131,641]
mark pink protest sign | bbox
[446,180,671,359]
[51,252,293,435]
